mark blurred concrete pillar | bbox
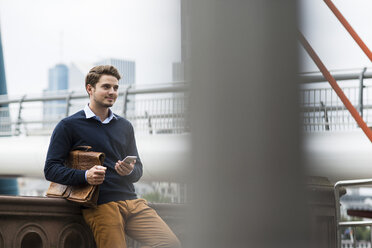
[187,0,311,247]
[0,27,7,96]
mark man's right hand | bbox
[86,165,106,185]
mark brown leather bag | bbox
[46,146,105,207]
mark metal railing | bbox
[0,83,189,136]
[334,179,372,248]
[300,68,372,132]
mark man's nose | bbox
[108,87,116,94]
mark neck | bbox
[89,101,109,122]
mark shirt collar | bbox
[84,104,117,124]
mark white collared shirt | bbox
[84,104,117,124]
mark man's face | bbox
[87,75,119,108]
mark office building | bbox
[0,28,11,136]
[43,64,69,127]
[48,64,68,91]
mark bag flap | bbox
[68,185,96,200]
[46,182,69,197]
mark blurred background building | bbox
[43,64,69,127]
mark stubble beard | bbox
[93,95,115,108]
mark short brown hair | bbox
[85,65,121,88]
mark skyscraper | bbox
[0,27,11,136]
[0,26,18,195]
[48,64,68,91]
[43,64,69,126]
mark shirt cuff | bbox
[85,170,88,182]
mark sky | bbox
[1,1,372,96]
[299,0,372,73]
[0,0,181,96]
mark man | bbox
[44,65,181,248]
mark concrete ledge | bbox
[0,196,186,248]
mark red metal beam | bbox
[324,0,372,62]
[298,31,372,142]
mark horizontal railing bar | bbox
[335,178,372,188]
[0,112,186,126]
[129,113,185,119]
[339,221,372,227]
[0,84,188,105]
[0,84,189,136]
[302,123,342,126]
[129,84,188,94]
[299,71,372,84]
[301,106,348,112]
[301,104,372,112]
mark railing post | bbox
[15,95,26,136]
[145,111,153,135]
[335,183,342,248]
[121,86,131,118]
[334,179,372,248]
[359,68,367,119]
[65,91,74,117]
[320,101,330,131]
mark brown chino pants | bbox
[82,198,181,248]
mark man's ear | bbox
[86,84,93,96]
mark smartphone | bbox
[122,156,137,164]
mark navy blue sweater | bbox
[44,110,143,205]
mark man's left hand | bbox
[115,159,135,176]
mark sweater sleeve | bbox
[124,124,143,183]
[44,120,86,185]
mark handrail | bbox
[0,83,189,136]
[335,179,372,188]
[298,31,372,142]
[299,69,372,84]
[334,179,372,248]
[339,221,372,227]
[0,83,189,105]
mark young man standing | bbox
[44,65,181,248]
